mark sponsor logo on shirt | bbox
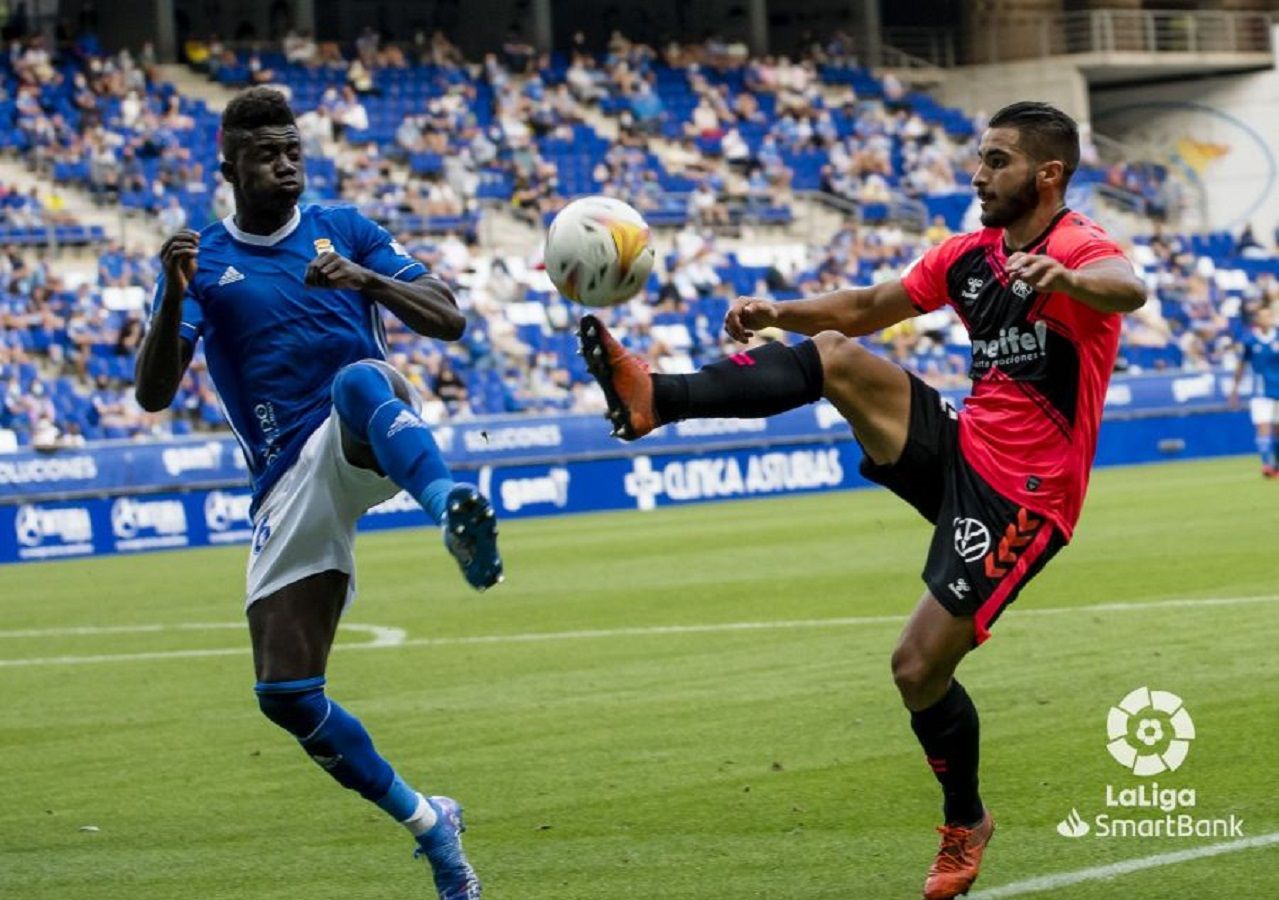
[970,322,1049,369]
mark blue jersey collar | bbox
[222,207,302,246]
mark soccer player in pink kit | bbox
[579,102,1145,898]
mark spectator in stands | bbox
[283,29,317,66]
[501,28,535,75]
[157,195,187,234]
[1237,223,1266,259]
[354,25,379,66]
[924,215,952,245]
[686,96,723,140]
[627,76,665,135]
[425,29,463,67]
[247,52,276,86]
[347,58,376,95]
[566,52,607,103]
[316,41,345,68]
[297,104,337,157]
[433,358,468,409]
[335,86,368,135]
[689,180,729,228]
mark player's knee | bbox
[256,679,329,739]
[890,645,939,704]
[331,360,393,436]
[813,330,870,385]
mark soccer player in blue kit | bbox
[1230,304,1279,477]
[135,88,497,898]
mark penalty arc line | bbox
[0,594,1275,668]
[970,831,1279,898]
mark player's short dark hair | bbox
[988,101,1080,185]
[221,87,296,161]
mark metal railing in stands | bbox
[856,9,1273,68]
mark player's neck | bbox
[234,204,297,237]
[1002,203,1067,252]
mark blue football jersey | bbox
[1243,327,1279,400]
[149,204,427,511]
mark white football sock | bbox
[402,792,439,836]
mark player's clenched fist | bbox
[724,296,780,343]
[305,250,372,290]
[160,229,200,292]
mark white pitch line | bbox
[0,622,245,638]
[971,831,1279,898]
[0,594,1275,668]
[0,622,405,667]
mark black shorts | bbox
[859,373,1066,643]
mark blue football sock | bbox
[332,361,455,523]
[1258,436,1275,468]
[255,678,422,823]
[367,401,454,523]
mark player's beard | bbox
[979,173,1039,228]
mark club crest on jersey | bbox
[1012,280,1034,299]
[313,238,334,256]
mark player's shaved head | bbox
[988,101,1080,187]
[221,87,297,162]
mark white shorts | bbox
[1250,397,1279,427]
[245,412,403,609]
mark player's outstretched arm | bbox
[135,230,198,412]
[305,251,465,341]
[1007,253,1146,314]
[724,279,918,343]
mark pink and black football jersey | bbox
[900,209,1128,539]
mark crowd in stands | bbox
[0,26,1276,450]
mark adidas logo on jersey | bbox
[218,266,245,286]
[386,409,426,439]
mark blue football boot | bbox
[414,795,482,899]
[442,484,503,591]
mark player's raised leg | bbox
[892,594,993,900]
[330,359,502,589]
[579,315,911,464]
[249,573,481,899]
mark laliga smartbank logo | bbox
[1106,685,1194,775]
[1055,687,1243,840]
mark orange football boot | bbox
[923,811,995,900]
[578,314,660,440]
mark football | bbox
[544,196,655,307]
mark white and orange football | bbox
[544,196,655,307]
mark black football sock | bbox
[651,339,823,423]
[909,680,984,826]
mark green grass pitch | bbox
[2,456,1277,899]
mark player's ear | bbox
[1037,161,1064,191]
[219,158,237,186]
